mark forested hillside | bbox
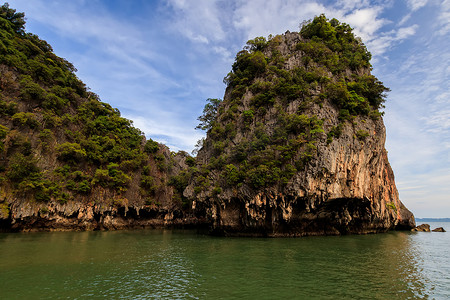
[0,3,195,230]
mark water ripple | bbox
[0,225,449,299]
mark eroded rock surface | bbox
[4,198,205,232]
[185,19,415,236]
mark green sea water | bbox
[0,223,449,299]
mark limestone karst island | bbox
[0,5,415,235]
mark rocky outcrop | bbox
[3,195,206,232]
[185,18,415,236]
[411,224,431,232]
[432,227,446,232]
[411,224,447,232]
[0,148,206,232]
[188,108,414,236]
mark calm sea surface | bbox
[0,222,449,299]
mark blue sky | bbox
[5,0,449,218]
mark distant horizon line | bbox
[415,217,450,221]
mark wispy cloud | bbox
[380,0,449,217]
[165,0,228,44]
[397,169,450,218]
[342,7,386,42]
[335,0,371,11]
[406,0,429,11]
[367,24,418,57]
[9,0,214,151]
[424,109,450,133]
[232,0,326,40]
[9,0,432,150]
[128,115,204,152]
[437,0,450,35]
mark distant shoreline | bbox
[416,218,450,222]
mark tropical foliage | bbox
[0,4,186,206]
[194,14,389,194]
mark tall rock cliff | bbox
[185,15,415,236]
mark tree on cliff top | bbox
[0,3,25,34]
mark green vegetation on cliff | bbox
[224,14,388,118]
[0,4,185,208]
[194,14,389,194]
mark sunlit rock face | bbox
[185,19,415,236]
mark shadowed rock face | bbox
[1,147,207,232]
[185,28,415,236]
[6,196,206,232]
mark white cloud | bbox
[8,0,211,154]
[10,0,425,155]
[380,6,449,217]
[165,0,227,44]
[212,46,233,61]
[398,13,411,26]
[406,0,428,11]
[396,169,450,218]
[162,1,418,59]
[437,0,450,35]
[424,109,450,133]
[384,103,439,171]
[128,115,204,152]
[396,24,419,39]
[366,24,418,56]
[11,0,172,82]
[342,7,386,42]
[6,0,449,217]
[19,1,139,46]
[335,0,371,11]
[232,0,326,40]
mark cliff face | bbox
[185,17,415,236]
[1,146,202,232]
[0,5,201,231]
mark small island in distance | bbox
[416,218,450,222]
[0,4,415,235]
